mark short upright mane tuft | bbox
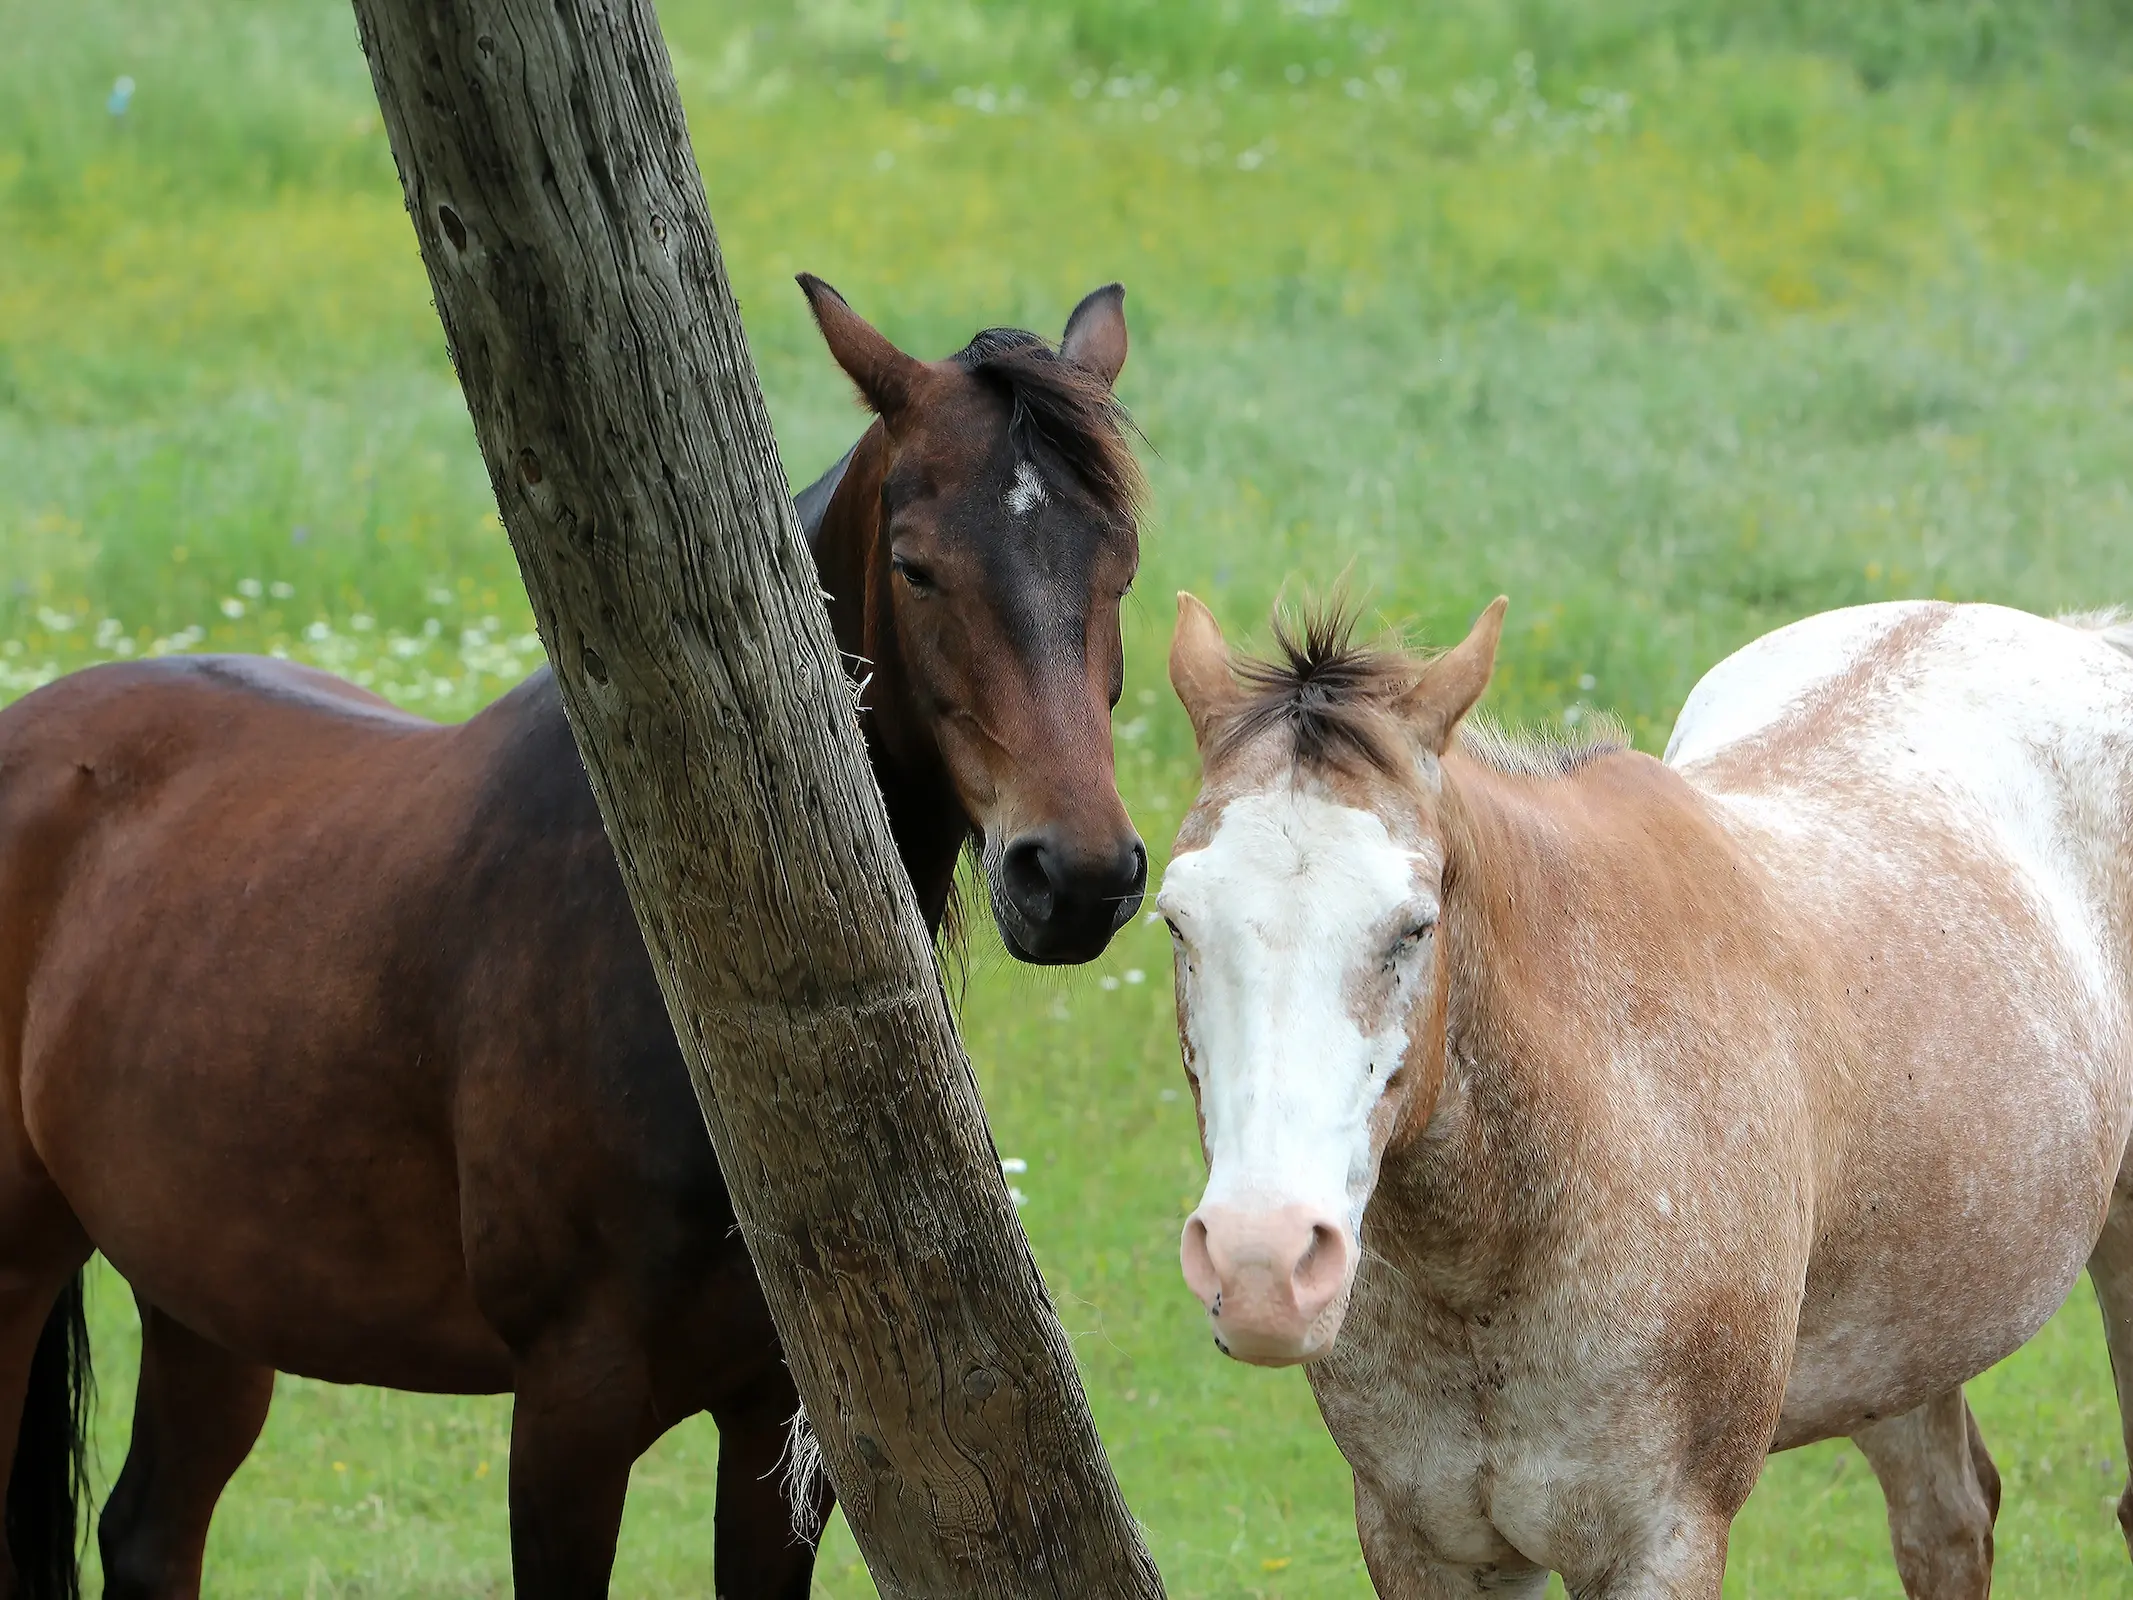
[952,328,1145,519]
[1212,597,1629,780]
[1214,597,1422,777]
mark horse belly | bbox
[1698,794,2133,1441]
[1778,1012,2127,1445]
[1679,603,2133,1444]
[16,783,513,1392]
[42,1056,511,1391]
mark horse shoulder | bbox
[444,677,738,1305]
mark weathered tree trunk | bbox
[346,3,1164,1595]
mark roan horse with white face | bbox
[1158,592,2133,1597]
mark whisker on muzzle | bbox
[1357,1241,1414,1294]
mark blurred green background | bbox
[3,0,2131,1593]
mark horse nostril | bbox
[1000,836,1058,923]
[1125,838,1148,895]
[1294,1222,1350,1313]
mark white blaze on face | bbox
[1005,458,1049,518]
[1159,781,1440,1363]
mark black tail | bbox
[6,1272,90,1600]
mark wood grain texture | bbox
[346,2,1164,1593]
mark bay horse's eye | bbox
[890,553,937,593]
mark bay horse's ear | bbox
[796,273,927,419]
[1401,597,1508,754]
[1171,591,1244,749]
[1061,283,1129,388]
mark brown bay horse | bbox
[0,279,1146,1599]
[1160,594,2133,1597]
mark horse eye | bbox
[1391,919,1436,956]
[890,554,937,592]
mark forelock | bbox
[1209,598,1627,784]
[951,327,1145,519]
[1210,598,1425,780]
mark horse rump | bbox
[6,1271,91,1600]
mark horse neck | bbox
[808,424,974,933]
[1369,752,1662,1300]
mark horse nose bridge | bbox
[1199,1031,1355,1190]
[1007,724,1129,829]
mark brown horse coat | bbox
[0,282,1143,1600]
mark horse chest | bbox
[1310,1293,1707,1578]
[1310,1336,1504,1563]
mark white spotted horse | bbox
[1161,592,2132,1597]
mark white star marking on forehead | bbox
[1005,459,1049,518]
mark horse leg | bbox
[96,1301,275,1600]
[710,1375,832,1600]
[0,1251,93,1600]
[1567,1516,1730,1599]
[1353,1482,1551,1598]
[1852,1388,1997,1599]
[507,1318,662,1600]
[2088,1191,2133,1557]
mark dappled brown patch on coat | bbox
[1696,603,1953,790]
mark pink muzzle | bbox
[1181,1202,1353,1365]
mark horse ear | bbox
[1061,283,1128,388]
[797,274,926,418]
[1400,597,1508,754]
[1171,591,1244,749]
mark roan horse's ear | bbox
[796,273,929,419]
[1060,283,1129,388]
[1400,597,1509,755]
[1170,591,1244,750]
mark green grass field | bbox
[5,0,2133,1593]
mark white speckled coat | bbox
[1161,598,2133,1598]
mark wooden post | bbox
[346,2,1164,1594]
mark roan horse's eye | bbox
[890,553,937,593]
[1386,919,1436,964]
